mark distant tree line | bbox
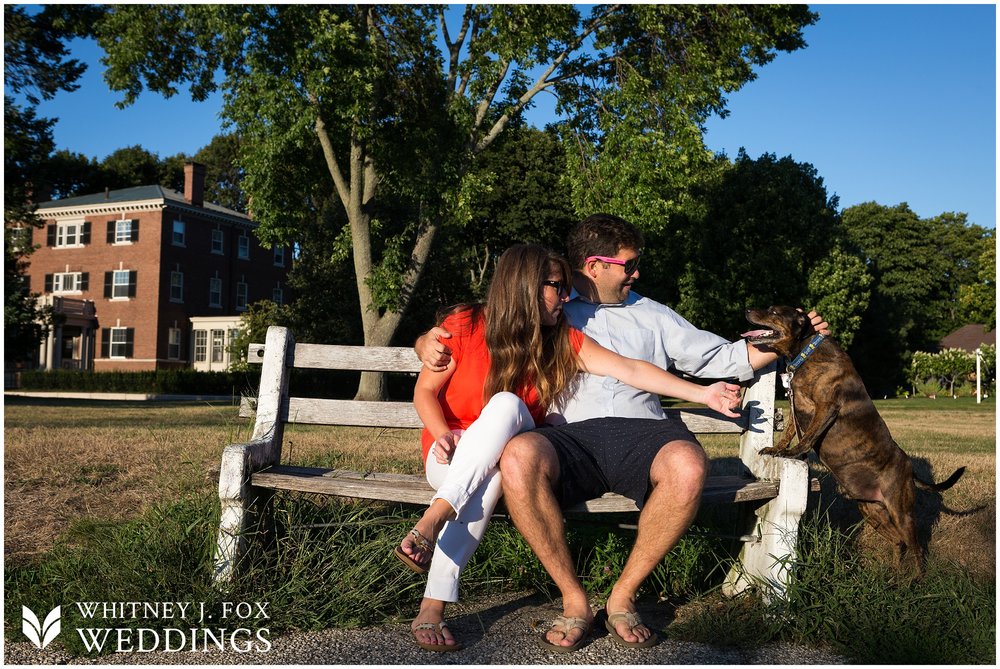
[6,5,995,398]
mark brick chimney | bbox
[183,161,206,207]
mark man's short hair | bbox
[567,213,645,269]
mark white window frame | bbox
[112,270,131,300]
[236,281,248,310]
[172,220,186,246]
[211,329,226,363]
[170,271,184,302]
[109,327,129,358]
[237,234,250,260]
[56,221,85,248]
[53,272,83,293]
[168,327,182,360]
[209,277,223,308]
[114,219,134,244]
[193,330,208,362]
[273,246,285,267]
[211,228,224,254]
[272,286,283,305]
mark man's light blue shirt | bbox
[550,290,754,424]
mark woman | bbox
[395,244,741,651]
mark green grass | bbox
[668,511,996,664]
[4,396,994,661]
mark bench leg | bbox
[722,456,810,601]
[213,438,278,584]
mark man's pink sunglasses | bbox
[585,253,641,276]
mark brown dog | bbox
[743,306,964,574]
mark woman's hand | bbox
[431,430,461,464]
[703,381,742,418]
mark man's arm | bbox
[414,326,453,372]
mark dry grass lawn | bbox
[4,396,995,579]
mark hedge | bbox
[16,368,417,400]
[17,369,260,396]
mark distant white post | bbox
[975,348,982,404]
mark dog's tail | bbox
[914,466,966,492]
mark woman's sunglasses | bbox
[541,280,569,297]
[585,252,641,276]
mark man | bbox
[416,213,828,650]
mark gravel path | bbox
[5,592,849,665]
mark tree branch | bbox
[471,4,622,154]
[313,106,351,212]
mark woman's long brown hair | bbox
[481,244,579,412]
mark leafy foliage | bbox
[806,246,872,349]
[3,5,97,363]
[910,345,994,398]
[842,203,993,394]
[640,151,843,339]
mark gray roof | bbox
[938,324,996,352]
[36,185,250,220]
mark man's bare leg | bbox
[605,440,707,644]
[499,432,593,648]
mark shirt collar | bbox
[568,288,641,308]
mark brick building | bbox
[24,162,290,372]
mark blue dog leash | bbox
[781,333,827,440]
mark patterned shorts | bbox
[533,417,700,510]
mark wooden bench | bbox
[213,325,812,601]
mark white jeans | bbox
[423,392,535,602]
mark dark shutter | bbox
[81,221,91,244]
[44,274,53,292]
[101,328,110,358]
[47,225,56,246]
[128,270,137,297]
[130,220,139,242]
[107,220,115,243]
[125,328,134,358]
[80,272,89,291]
[104,272,113,298]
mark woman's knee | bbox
[483,391,534,427]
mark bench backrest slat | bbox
[248,342,422,372]
[240,395,747,433]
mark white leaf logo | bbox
[22,605,61,649]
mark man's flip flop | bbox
[393,528,434,574]
[603,610,658,648]
[412,621,463,652]
[537,615,591,653]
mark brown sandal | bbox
[393,528,434,574]
[537,615,591,653]
[604,610,658,648]
[412,621,463,652]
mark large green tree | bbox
[842,202,991,394]
[648,151,845,340]
[94,4,815,398]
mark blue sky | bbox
[23,3,997,229]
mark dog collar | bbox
[786,333,827,373]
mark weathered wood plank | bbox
[249,466,810,511]
[247,342,421,372]
[239,396,748,432]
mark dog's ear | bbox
[791,307,814,340]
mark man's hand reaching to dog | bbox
[808,310,831,336]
